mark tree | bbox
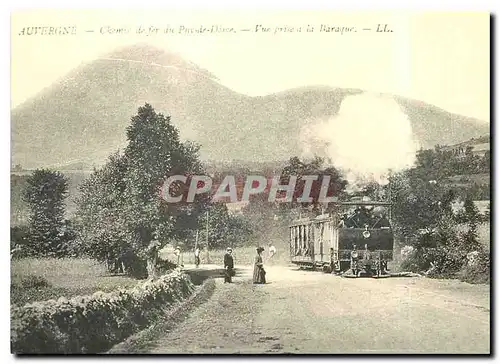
[391,146,485,276]
[75,104,206,278]
[22,169,69,256]
[278,156,348,213]
[74,153,138,273]
[225,214,253,247]
[481,150,490,173]
[389,170,446,237]
[241,193,280,244]
[195,202,253,250]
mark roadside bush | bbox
[156,257,177,275]
[15,274,51,290]
[458,248,490,284]
[399,247,432,273]
[11,221,77,259]
[11,226,30,259]
[11,226,28,249]
[11,269,195,354]
[399,230,469,278]
[11,275,60,307]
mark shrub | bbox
[156,257,177,275]
[16,275,51,290]
[11,222,77,259]
[457,248,490,284]
[11,275,54,306]
[11,226,30,258]
[11,269,195,354]
[22,170,70,258]
[399,247,432,273]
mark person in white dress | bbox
[268,244,276,258]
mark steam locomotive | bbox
[288,199,394,277]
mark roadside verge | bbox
[107,278,217,354]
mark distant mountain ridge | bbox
[11,44,489,169]
[445,134,490,148]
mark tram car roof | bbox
[333,201,392,206]
[288,200,392,227]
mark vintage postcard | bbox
[10,10,490,354]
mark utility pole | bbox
[195,229,199,250]
[388,173,392,223]
[206,210,210,264]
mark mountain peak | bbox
[11,45,489,169]
[103,43,217,80]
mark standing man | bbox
[363,243,372,274]
[174,246,183,267]
[194,246,201,268]
[329,247,337,274]
[364,243,371,261]
[350,244,359,276]
[223,247,234,283]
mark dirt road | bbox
[148,266,490,354]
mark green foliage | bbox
[360,181,386,201]
[458,248,490,284]
[11,257,142,306]
[11,275,55,306]
[74,153,137,273]
[11,284,71,307]
[11,226,29,257]
[21,170,70,257]
[15,274,51,290]
[225,214,254,247]
[391,147,489,280]
[11,174,30,226]
[11,269,194,354]
[239,156,346,247]
[279,156,348,211]
[195,203,253,250]
[74,104,206,278]
[399,224,474,277]
[426,145,487,177]
[389,172,445,238]
[467,182,490,200]
[240,194,290,250]
[155,257,177,275]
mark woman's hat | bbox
[226,247,232,252]
[257,247,265,252]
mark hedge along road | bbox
[147,265,490,354]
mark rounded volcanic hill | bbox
[11,44,489,169]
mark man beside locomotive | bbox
[363,243,372,274]
[350,244,359,276]
[329,247,339,274]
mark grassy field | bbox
[11,258,141,306]
[11,245,292,307]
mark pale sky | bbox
[11,10,490,121]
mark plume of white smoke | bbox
[300,93,419,189]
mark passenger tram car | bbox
[288,198,394,277]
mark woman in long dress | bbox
[253,247,266,284]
